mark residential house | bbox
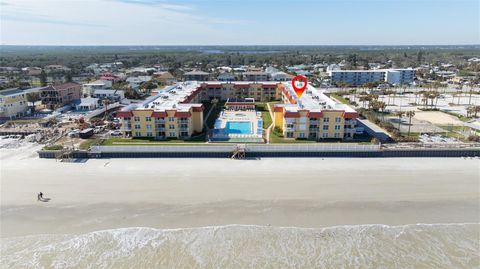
[40,82,82,109]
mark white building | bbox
[328,68,415,86]
[83,79,113,96]
[91,89,125,101]
[0,88,29,121]
[75,97,99,111]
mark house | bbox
[270,71,293,81]
[218,72,236,81]
[83,80,113,96]
[75,97,99,111]
[126,76,152,89]
[22,67,43,76]
[184,70,210,81]
[0,88,29,122]
[154,71,176,85]
[40,82,82,109]
[44,65,71,73]
[91,89,125,102]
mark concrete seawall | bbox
[38,144,480,159]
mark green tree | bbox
[26,92,41,113]
[40,70,47,86]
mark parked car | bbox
[110,130,123,137]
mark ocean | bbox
[1,223,478,269]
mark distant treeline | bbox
[1,45,479,75]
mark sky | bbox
[1,0,479,46]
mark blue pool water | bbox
[225,121,252,134]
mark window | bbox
[146,124,152,130]
[335,125,341,130]
[286,132,294,138]
[145,117,152,122]
[134,116,140,122]
[335,117,341,123]
[323,117,329,123]
[157,132,165,137]
[299,133,305,138]
[323,133,329,138]
[146,132,153,137]
[334,133,340,138]
[323,125,329,130]
[169,117,175,122]
[135,132,141,136]
[286,124,294,129]
[169,132,176,137]
[134,124,141,129]
[169,124,175,129]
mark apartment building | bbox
[184,70,210,81]
[328,68,415,86]
[117,81,359,141]
[0,88,29,122]
[198,81,280,102]
[243,71,269,81]
[117,82,205,139]
[40,82,82,109]
[273,83,358,140]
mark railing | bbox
[92,143,381,153]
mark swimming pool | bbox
[225,121,252,134]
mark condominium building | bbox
[117,80,359,141]
[0,88,29,122]
[117,82,205,139]
[273,82,358,140]
[40,82,82,109]
[328,68,415,86]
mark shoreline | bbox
[1,142,479,237]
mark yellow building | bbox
[117,81,358,141]
[117,82,204,139]
[273,83,358,140]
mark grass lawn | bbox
[443,111,471,122]
[43,144,63,150]
[79,138,105,150]
[102,136,208,146]
[330,94,350,105]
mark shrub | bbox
[43,144,63,150]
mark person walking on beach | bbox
[37,192,43,201]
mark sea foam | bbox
[1,223,479,269]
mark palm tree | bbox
[359,95,370,109]
[395,111,405,132]
[405,111,415,136]
[468,86,474,105]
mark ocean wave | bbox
[1,223,479,269]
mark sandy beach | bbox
[1,141,479,237]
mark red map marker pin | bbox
[291,75,307,98]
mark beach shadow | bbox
[39,198,51,202]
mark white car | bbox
[110,130,123,136]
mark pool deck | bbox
[212,110,263,141]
